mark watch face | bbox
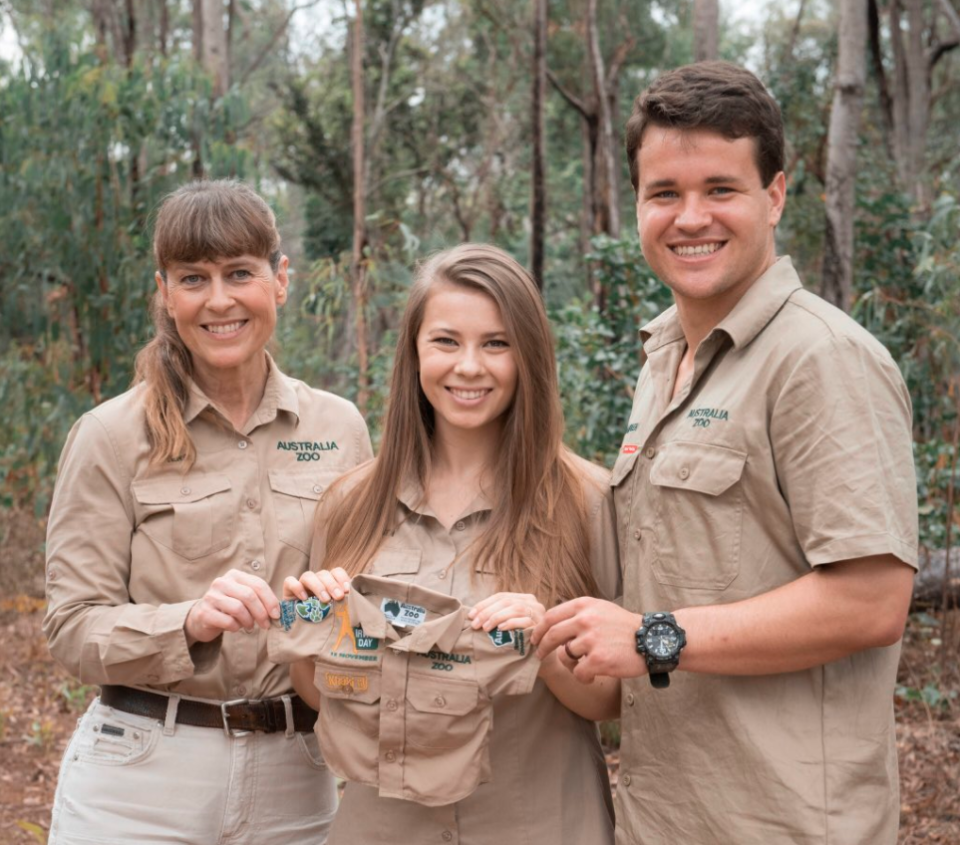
[644,622,679,659]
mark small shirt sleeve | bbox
[475,626,540,698]
[42,414,208,686]
[770,333,919,569]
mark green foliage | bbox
[553,235,672,465]
[0,25,251,508]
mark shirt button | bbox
[625,693,635,706]
[250,560,262,571]
[442,832,453,842]
[234,685,246,696]
[622,774,632,787]
[437,570,447,580]
[313,484,323,494]
[633,529,642,541]
[47,568,58,581]
[180,486,191,496]
[434,695,446,708]
[147,674,160,683]
[386,699,398,711]
[644,446,656,459]
[455,520,466,531]
[679,466,690,480]
[385,750,396,762]
[246,499,257,509]
[238,440,248,450]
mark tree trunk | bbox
[530,0,547,290]
[888,0,931,205]
[693,0,719,62]
[192,0,202,62]
[821,0,867,312]
[586,0,620,241]
[351,0,370,414]
[201,0,229,96]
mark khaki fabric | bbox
[612,258,918,845]
[49,697,336,845]
[283,456,619,843]
[44,355,373,701]
[271,573,540,806]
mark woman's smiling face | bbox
[157,253,288,386]
[416,284,519,439]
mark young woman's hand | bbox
[282,567,352,603]
[185,570,281,643]
[468,592,546,632]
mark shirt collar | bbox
[396,473,494,521]
[639,256,802,354]
[347,574,468,654]
[183,353,300,428]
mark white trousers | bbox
[49,698,337,845]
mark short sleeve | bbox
[474,626,540,698]
[770,333,918,569]
[267,611,333,665]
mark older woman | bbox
[43,180,371,845]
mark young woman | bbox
[43,180,372,844]
[284,243,621,845]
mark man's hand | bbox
[533,597,647,683]
[185,569,281,644]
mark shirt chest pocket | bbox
[269,470,344,555]
[406,675,479,749]
[132,474,234,561]
[368,548,422,580]
[649,441,747,591]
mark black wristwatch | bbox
[635,612,686,689]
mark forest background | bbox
[0,0,958,842]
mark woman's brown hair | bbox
[135,180,282,468]
[320,243,599,606]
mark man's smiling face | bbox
[635,127,786,317]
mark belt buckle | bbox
[221,698,250,737]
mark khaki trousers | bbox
[49,697,336,845]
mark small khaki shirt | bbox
[269,573,540,806]
[44,356,372,701]
[612,258,919,845]
[298,455,619,844]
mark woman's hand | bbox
[469,592,546,632]
[185,569,281,644]
[282,567,352,603]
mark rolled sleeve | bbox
[770,334,919,570]
[43,415,206,685]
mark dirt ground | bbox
[1,507,958,844]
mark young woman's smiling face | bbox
[416,284,519,439]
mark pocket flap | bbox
[650,442,746,496]
[315,664,381,704]
[269,470,338,501]
[371,548,422,576]
[609,446,641,488]
[407,678,478,716]
[132,473,231,505]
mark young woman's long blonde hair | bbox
[321,244,599,606]
[134,180,282,469]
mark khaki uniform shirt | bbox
[44,356,372,700]
[302,456,619,844]
[612,258,919,845]
[269,573,540,806]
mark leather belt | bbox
[100,685,318,735]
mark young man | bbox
[534,62,918,845]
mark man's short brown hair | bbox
[625,61,784,192]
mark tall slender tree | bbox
[693,0,719,62]
[822,0,867,311]
[351,0,370,413]
[530,0,547,289]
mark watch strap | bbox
[649,671,671,689]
